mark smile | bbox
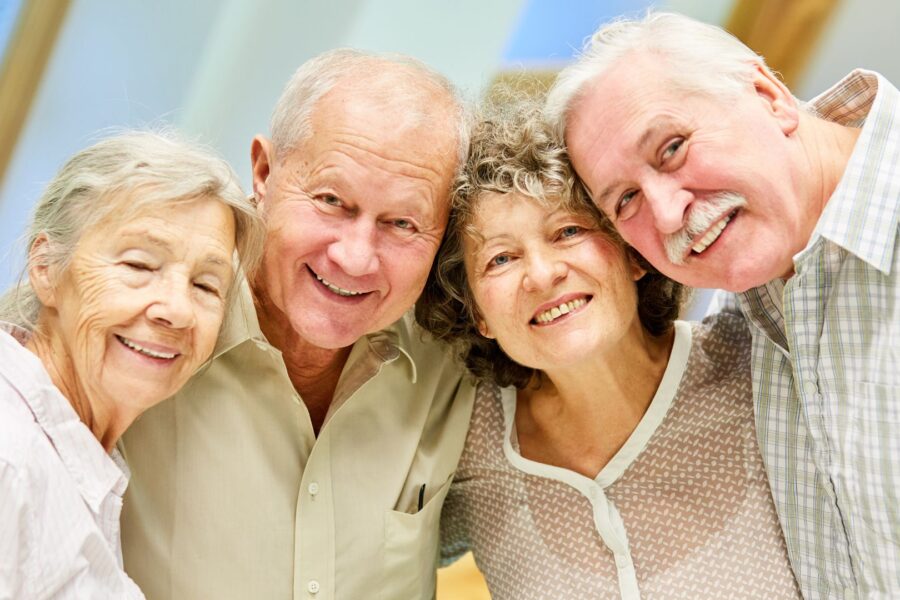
[532,296,591,325]
[691,210,736,255]
[116,335,179,360]
[313,270,365,297]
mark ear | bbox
[626,249,647,281]
[28,235,59,308]
[751,62,799,137]
[477,318,494,339]
[250,135,274,213]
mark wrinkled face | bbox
[565,54,807,291]
[46,197,236,413]
[253,88,457,348]
[464,192,644,372]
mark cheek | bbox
[60,268,127,337]
[194,307,226,357]
[619,218,664,258]
[471,281,515,334]
[383,239,440,295]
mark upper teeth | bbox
[315,273,363,296]
[691,214,732,254]
[118,336,177,359]
[535,298,587,324]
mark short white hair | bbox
[545,12,770,138]
[0,130,265,328]
[270,48,470,167]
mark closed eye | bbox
[123,261,153,271]
[194,282,221,296]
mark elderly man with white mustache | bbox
[546,11,900,600]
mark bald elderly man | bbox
[120,50,475,600]
[547,12,900,599]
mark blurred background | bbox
[0,1,896,597]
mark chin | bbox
[293,320,367,350]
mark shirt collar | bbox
[802,69,900,274]
[0,323,129,513]
[210,279,417,382]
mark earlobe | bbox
[250,135,274,212]
[626,251,647,281]
[477,319,494,339]
[28,235,58,308]
[751,63,800,136]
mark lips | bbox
[115,334,180,360]
[531,295,592,325]
[689,209,736,256]
[308,266,370,298]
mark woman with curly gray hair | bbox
[416,99,799,599]
[0,130,263,599]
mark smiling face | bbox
[565,53,811,292]
[251,81,458,349]
[39,196,236,415]
[464,192,645,372]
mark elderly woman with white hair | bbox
[0,131,263,598]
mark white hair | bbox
[545,11,771,138]
[269,48,471,167]
[0,129,265,328]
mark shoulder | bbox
[458,381,508,467]
[0,375,47,469]
[396,310,469,383]
[685,313,752,380]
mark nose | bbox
[146,276,196,329]
[643,177,691,235]
[327,219,380,277]
[522,249,568,293]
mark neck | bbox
[516,320,674,478]
[798,111,862,226]
[252,283,351,435]
[26,321,132,452]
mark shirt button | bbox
[307,580,320,594]
[803,380,818,395]
[308,482,319,496]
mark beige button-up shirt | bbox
[120,281,475,600]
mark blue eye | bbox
[560,225,582,239]
[662,138,684,161]
[393,219,413,230]
[618,190,637,211]
[490,254,510,267]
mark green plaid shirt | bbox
[739,70,900,599]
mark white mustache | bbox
[664,192,748,264]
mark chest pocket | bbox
[382,474,453,599]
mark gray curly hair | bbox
[0,129,265,328]
[416,93,685,388]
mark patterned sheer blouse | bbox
[441,315,800,599]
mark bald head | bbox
[270,49,468,166]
